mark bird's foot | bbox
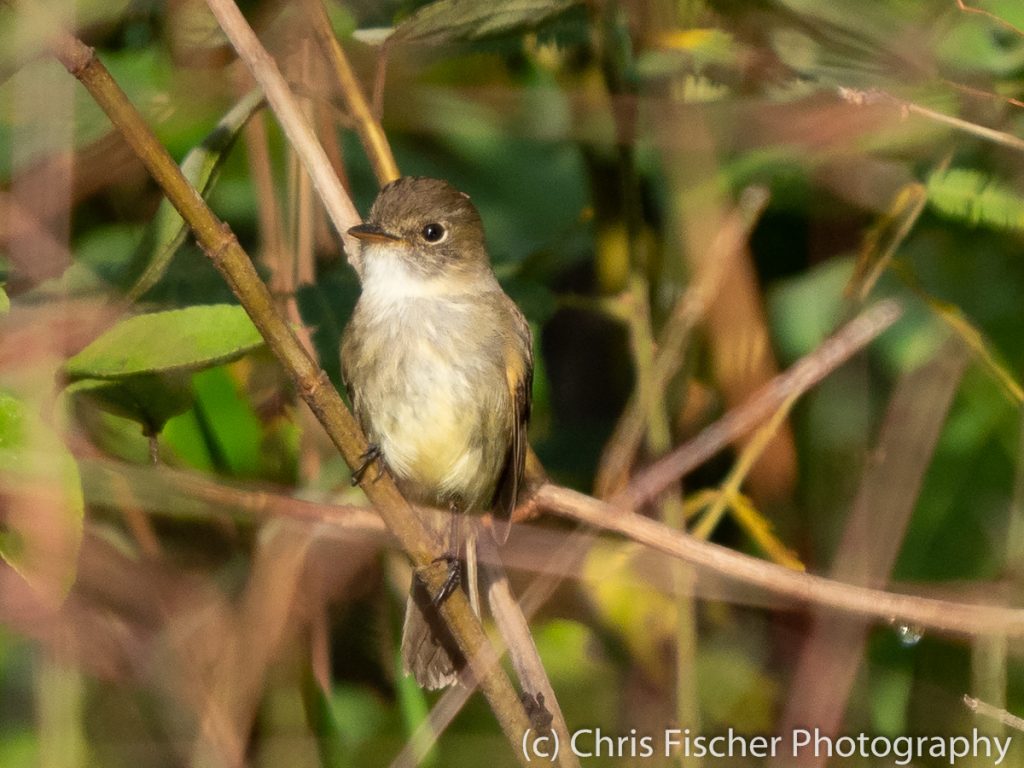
[431,555,461,607]
[351,443,383,486]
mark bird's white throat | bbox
[360,246,494,305]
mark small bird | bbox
[341,176,533,689]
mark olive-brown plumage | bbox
[342,177,532,689]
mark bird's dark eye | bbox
[421,222,447,243]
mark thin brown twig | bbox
[88,450,1024,641]
[107,472,163,559]
[964,695,1024,732]
[300,0,399,185]
[690,389,802,559]
[192,523,314,767]
[970,636,1009,746]
[310,104,355,283]
[81,455,1024,657]
[619,300,903,511]
[537,484,1024,637]
[286,38,317,294]
[594,186,769,498]
[945,79,1024,111]
[202,0,364,274]
[79,455,383,531]
[240,103,290,289]
[371,42,392,122]
[478,534,579,768]
[838,86,1024,154]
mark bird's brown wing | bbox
[490,301,533,544]
[340,320,368,431]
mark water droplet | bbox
[894,623,924,647]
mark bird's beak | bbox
[348,223,401,243]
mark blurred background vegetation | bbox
[3,0,1024,765]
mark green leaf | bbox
[0,391,84,600]
[395,647,436,766]
[64,304,264,380]
[767,256,853,360]
[391,0,582,45]
[71,403,158,465]
[326,2,357,39]
[126,89,264,301]
[301,666,347,768]
[0,392,26,451]
[161,408,216,472]
[191,366,262,476]
[66,373,194,437]
[0,284,8,315]
[0,729,37,768]
[697,646,779,732]
[926,168,1024,233]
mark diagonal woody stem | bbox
[49,29,532,763]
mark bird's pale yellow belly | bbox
[383,414,482,495]
[343,297,511,512]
